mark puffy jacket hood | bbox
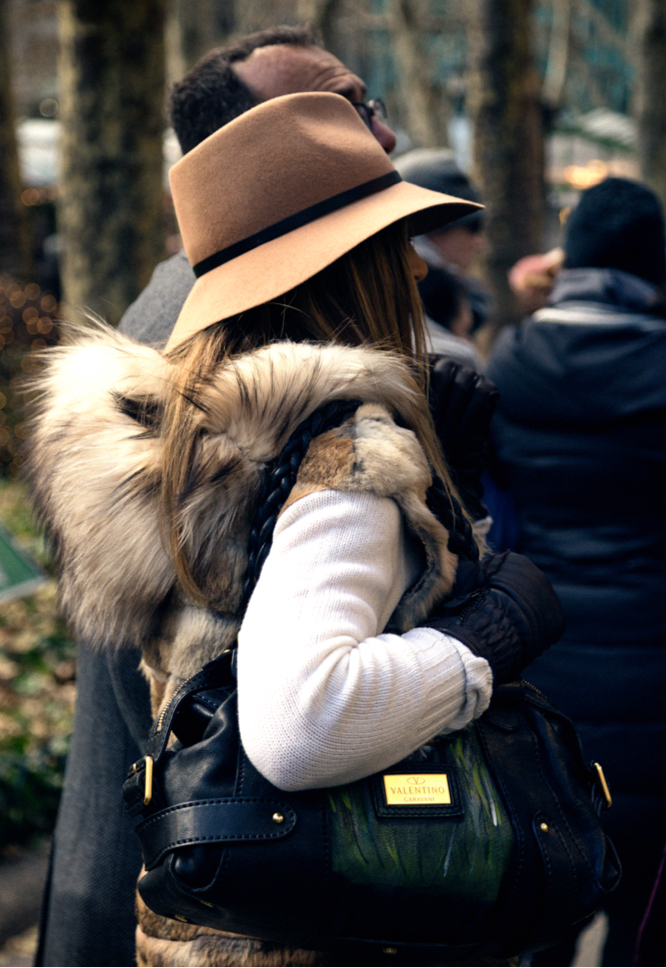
[487,267,666,429]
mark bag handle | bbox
[242,397,362,606]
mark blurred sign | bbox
[0,523,47,604]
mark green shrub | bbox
[0,481,75,852]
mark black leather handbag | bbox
[123,400,620,961]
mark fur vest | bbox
[27,324,458,967]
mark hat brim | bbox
[166,181,480,351]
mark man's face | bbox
[429,226,484,275]
[234,45,397,153]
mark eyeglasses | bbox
[351,98,387,132]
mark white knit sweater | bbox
[238,489,492,791]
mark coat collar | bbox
[546,267,664,317]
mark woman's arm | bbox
[237,489,492,791]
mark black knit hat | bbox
[394,149,484,233]
[564,177,666,286]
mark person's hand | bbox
[508,247,564,315]
[428,359,499,520]
[427,552,565,682]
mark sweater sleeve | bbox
[237,489,492,791]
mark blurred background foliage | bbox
[0,277,60,477]
[0,267,67,853]
[0,481,74,854]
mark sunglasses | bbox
[351,98,388,132]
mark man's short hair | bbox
[169,25,317,154]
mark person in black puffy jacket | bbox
[487,177,666,967]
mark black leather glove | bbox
[427,552,565,683]
[428,359,500,521]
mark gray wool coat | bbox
[37,253,195,968]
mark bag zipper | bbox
[155,671,199,733]
[521,679,548,700]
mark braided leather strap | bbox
[242,398,361,606]
[427,552,565,682]
[426,476,479,562]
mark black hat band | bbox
[193,170,402,279]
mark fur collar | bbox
[26,324,455,680]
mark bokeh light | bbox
[0,276,61,477]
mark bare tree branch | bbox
[297,0,343,50]
[389,0,448,147]
[574,0,637,66]
[542,0,570,109]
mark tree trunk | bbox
[166,0,228,84]
[297,0,342,53]
[637,0,666,211]
[389,0,448,148]
[57,0,166,325]
[469,0,544,332]
[0,0,32,281]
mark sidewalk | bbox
[0,926,36,967]
[0,846,48,966]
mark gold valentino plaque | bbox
[383,773,452,806]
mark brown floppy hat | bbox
[166,92,481,350]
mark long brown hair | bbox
[162,220,466,601]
